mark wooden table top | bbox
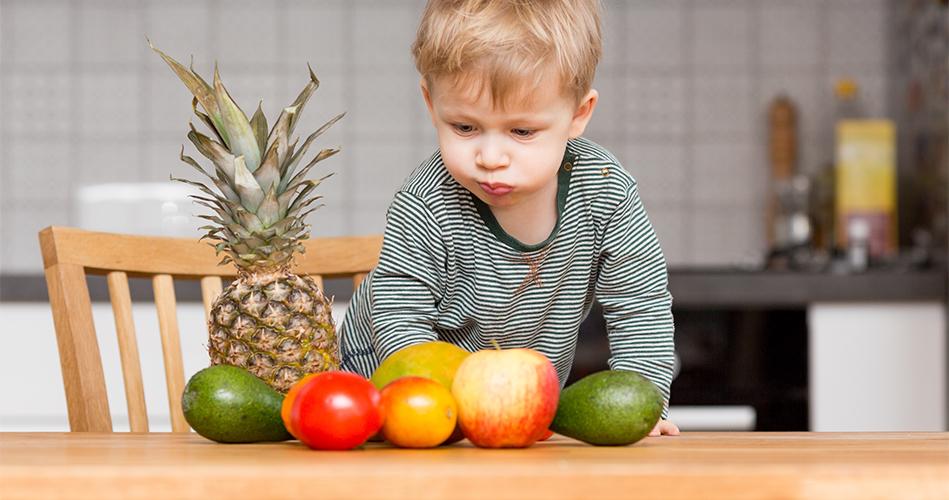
[1,431,946,500]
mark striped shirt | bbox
[339,137,675,414]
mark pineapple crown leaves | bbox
[150,38,344,271]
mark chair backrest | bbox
[39,225,383,433]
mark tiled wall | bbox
[0,0,894,273]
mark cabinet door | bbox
[809,302,947,431]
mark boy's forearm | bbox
[370,273,441,360]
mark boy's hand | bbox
[649,419,680,437]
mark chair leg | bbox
[45,263,113,432]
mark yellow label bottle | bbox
[834,120,898,259]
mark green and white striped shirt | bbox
[339,137,675,413]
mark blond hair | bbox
[412,0,602,107]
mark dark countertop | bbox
[3,267,946,307]
[667,267,947,308]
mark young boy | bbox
[340,0,679,436]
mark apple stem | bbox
[490,339,501,351]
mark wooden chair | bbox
[39,225,383,433]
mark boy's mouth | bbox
[480,182,513,196]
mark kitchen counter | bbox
[667,267,947,307]
[2,267,946,306]
[2,431,946,500]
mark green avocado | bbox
[550,370,663,446]
[181,365,292,443]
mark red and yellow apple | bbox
[450,346,560,448]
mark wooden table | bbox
[1,432,946,500]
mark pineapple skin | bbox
[208,267,339,394]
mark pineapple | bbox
[150,41,344,393]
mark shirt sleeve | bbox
[368,191,447,361]
[595,179,676,419]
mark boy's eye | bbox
[512,128,535,138]
[453,124,475,134]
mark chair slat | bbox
[200,276,223,322]
[353,272,369,290]
[152,274,189,433]
[311,274,324,292]
[106,271,149,432]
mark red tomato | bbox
[290,371,385,450]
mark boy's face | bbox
[421,70,597,213]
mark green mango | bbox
[181,365,292,443]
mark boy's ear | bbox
[421,78,437,126]
[568,89,598,139]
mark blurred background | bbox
[1,0,947,433]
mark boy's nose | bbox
[476,135,509,170]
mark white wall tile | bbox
[286,2,346,68]
[305,204,350,240]
[0,140,12,205]
[352,4,418,69]
[349,139,417,204]
[691,140,762,207]
[599,1,627,71]
[5,74,72,136]
[693,3,752,68]
[351,203,390,236]
[213,3,278,67]
[625,141,688,207]
[349,70,419,139]
[690,205,766,267]
[143,71,198,135]
[414,140,440,170]
[759,3,821,70]
[826,1,888,72]
[143,136,194,182]
[644,206,687,267]
[77,139,142,185]
[78,5,143,66]
[9,140,72,203]
[310,159,352,211]
[627,75,687,137]
[583,71,622,143]
[144,4,211,58]
[0,201,71,272]
[79,72,141,138]
[693,74,754,136]
[799,136,832,184]
[6,3,72,66]
[288,68,348,149]
[626,1,685,68]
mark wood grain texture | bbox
[38,226,383,434]
[199,276,223,322]
[152,274,188,433]
[41,262,111,432]
[106,271,148,432]
[1,432,946,500]
[39,225,383,279]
